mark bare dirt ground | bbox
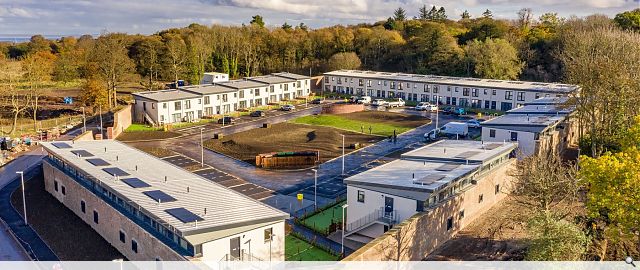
[425,197,530,261]
[204,122,381,165]
[340,111,430,128]
[11,173,124,260]
[116,130,181,141]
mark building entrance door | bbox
[384,196,394,218]
[230,236,241,259]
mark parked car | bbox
[442,106,455,114]
[466,119,481,128]
[415,102,438,112]
[372,99,388,106]
[385,98,405,108]
[280,104,296,111]
[357,96,372,104]
[217,116,236,124]
[250,110,266,117]
[311,98,323,104]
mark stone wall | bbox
[535,116,579,156]
[321,103,364,115]
[343,159,516,261]
[72,131,95,141]
[43,161,185,261]
[107,105,132,139]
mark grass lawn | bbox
[301,203,345,235]
[285,235,338,261]
[125,123,162,132]
[291,111,430,137]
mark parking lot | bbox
[159,153,274,201]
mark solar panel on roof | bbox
[52,142,72,149]
[121,178,151,188]
[413,174,446,185]
[165,208,203,223]
[435,164,461,172]
[86,158,110,166]
[71,150,93,157]
[455,151,480,159]
[143,190,177,203]
[484,143,502,150]
[102,167,130,177]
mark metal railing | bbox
[219,251,262,262]
[345,207,398,234]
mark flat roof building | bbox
[322,70,579,111]
[41,140,288,261]
[343,140,517,249]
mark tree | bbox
[509,150,579,213]
[27,35,51,54]
[282,22,292,30]
[406,22,464,75]
[161,33,188,85]
[418,5,429,20]
[22,51,56,132]
[559,26,640,156]
[250,15,265,28]
[614,8,640,32]
[131,36,163,90]
[458,18,510,44]
[393,7,406,21]
[482,9,493,18]
[297,23,308,31]
[89,33,135,108]
[0,55,32,135]
[526,213,587,260]
[436,7,447,21]
[464,38,523,79]
[81,77,108,108]
[517,8,533,30]
[461,10,471,20]
[326,52,361,71]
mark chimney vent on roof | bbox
[164,176,167,183]
[204,208,207,215]
[187,186,190,193]
[135,165,138,171]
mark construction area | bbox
[203,122,381,168]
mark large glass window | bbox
[357,190,365,203]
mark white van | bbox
[357,96,372,104]
[416,102,438,112]
[424,122,469,141]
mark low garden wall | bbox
[321,104,364,115]
[107,105,132,139]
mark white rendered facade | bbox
[133,72,311,125]
[323,70,578,111]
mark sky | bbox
[0,0,638,36]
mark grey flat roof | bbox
[179,84,235,95]
[132,89,200,102]
[524,96,570,105]
[41,140,288,236]
[273,72,310,80]
[218,79,267,89]
[344,140,517,200]
[248,75,295,84]
[507,104,575,115]
[481,114,566,133]
[324,70,579,93]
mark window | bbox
[61,186,66,195]
[423,84,429,92]
[297,81,301,87]
[119,230,126,243]
[358,79,363,86]
[239,90,245,99]
[446,217,454,231]
[495,184,500,194]
[162,103,167,109]
[54,180,59,192]
[492,89,497,95]
[478,194,484,203]
[505,91,513,100]
[222,94,228,102]
[433,86,439,93]
[93,210,99,224]
[367,80,372,87]
[324,77,329,83]
[80,201,86,213]
[174,101,181,110]
[132,240,138,253]
[185,100,191,109]
[472,88,478,97]
[489,129,496,138]
[151,103,155,109]
[264,228,273,242]
[463,88,469,96]
[357,190,365,203]
[510,131,518,141]
[459,210,465,219]
[255,88,260,96]
[517,92,525,101]
[390,82,396,89]
[483,89,488,95]
[270,85,275,92]
[204,96,210,105]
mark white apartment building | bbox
[481,97,578,157]
[133,72,311,125]
[41,140,288,261]
[323,70,579,111]
[343,140,517,247]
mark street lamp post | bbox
[435,95,439,130]
[311,169,318,210]
[80,107,86,133]
[200,127,205,167]
[341,204,349,255]
[341,134,345,175]
[99,105,103,137]
[16,171,27,225]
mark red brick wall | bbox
[321,104,364,114]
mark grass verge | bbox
[291,114,419,137]
[300,203,345,236]
[285,234,339,261]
